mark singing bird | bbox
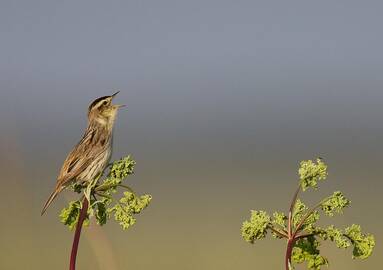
[41,92,124,215]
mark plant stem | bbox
[289,185,301,215]
[285,238,295,270]
[118,184,135,193]
[287,185,301,237]
[292,195,332,237]
[69,197,89,270]
[284,185,302,269]
[269,226,288,238]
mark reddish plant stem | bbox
[284,185,301,270]
[285,238,295,270]
[269,226,289,239]
[69,197,89,270]
[289,185,301,215]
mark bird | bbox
[41,91,125,215]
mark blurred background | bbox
[0,1,382,269]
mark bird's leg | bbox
[84,173,102,202]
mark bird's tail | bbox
[41,187,62,215]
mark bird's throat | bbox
[94,115,116,132]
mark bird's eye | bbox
[103,101,108,105]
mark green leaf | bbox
[292,236,328,270]
[95,156,136,194]
[94,199,109,225]
[110,191,152,230]
[272,211,287,230]
[60,156,152,231]
[292,199,319,230]
[109,156,136,179]
[70,183,84,193]
[345,224,375,259]
[323,225,350,248]
[292,199,308,228]
[100,177,122,194]
[321,191,350,216]
[241,210,271,243]
[299,159,328,191]
[60,201,82,230]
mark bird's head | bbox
[88,91,125,126]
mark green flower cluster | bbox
[110,192,152,230]
[299,158,327,191]
[241,158,375,270]
[241,211,271,243]
[60,156,152,231]
[321,191,350,216]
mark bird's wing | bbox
[41,128,105,215]
[55,127,104,188]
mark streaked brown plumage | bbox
[41,92,124,215]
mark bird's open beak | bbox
[111,91,125,108]
[111,91,120,99]
[113,104,126,109]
